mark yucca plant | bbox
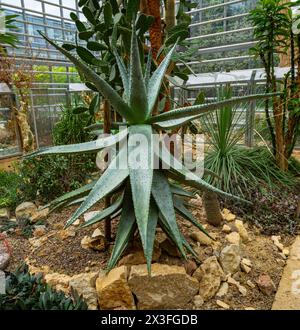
[26,23,275,273]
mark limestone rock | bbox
[234,220,249,242]
[193,295,204,309]
[220,244,241,274]
[44,272,71,293]
[57,228,76,240]
[246,280,256,289]
[0,208,10,222]
[222,224,232,233]
[245,307,256,310]
[227,275,247,296]
[0,270,5,294]
[28,236,48,249]
[193,256,225,301]
[190,231,212,246]
[81,235,107,252]
[0,244,10,270]
[222,208,236,222]
[128,263,199,309]
[30,207,49,223]
[256,273,276,296]
[33,225,46,238]
[241,258,252,273]
[16,202,37,221]
[118,242,161,266]
[271,236,284,252]
[69,272,99,310]
[282,248,289,257]
[216,282,229,298]
[216,300,230,309]
[96,266,135,310]
[91,228,103,238]
[225,232,240,245]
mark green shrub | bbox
[0,170,22,209]
[18,106,97,203]
[0,264,88,310]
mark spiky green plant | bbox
[26,25,275,273]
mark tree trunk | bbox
[203,191,223,227]
[165,0,176,31]
[147,0,162,59]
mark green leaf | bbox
[75,20,86,32]
[129,26,148,122]
[65,146,129,227]
[78,31,94,41]
[82,6,97,25]
[147,43,177,115]
[89,94,100,114]
[70,12,78,21]
[151,170,185,257]
[104,2,113,28]
[73,106,89,114]
[128,124,153,258]
[145,199,159,273]
[170,183,195,197]
[62,43,76,51]
[144,49,152,88]
[126,0,139,21]
[148,93,281,124]
[25,128,128,157]
[78,0,88,7]
[87,41,108,51]
[113,50,130,101]
[110,0,119,15]
[107,184,136,270]
[81,195,124,227]
[39,31,135,122]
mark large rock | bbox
[96,266,135,310]
[69,272,99,310]
[193,256,225,301]
[256,273,276,296]
[128,263,199,309]
[225,232,240,245]
[220,244,241,274]
[0,208,10,223]
[0,270,5,294]
[234,220,249,242]
[15,202,37,221]
[0,241,10,270]
[118,241,161,266]
[81,234,107,252]
[44,272,71,293]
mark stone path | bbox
[272,236,300,310]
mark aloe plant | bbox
[27,24,275,273]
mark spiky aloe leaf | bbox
[144,49,152,88]
[157,141,250,204]
[145,199,159,273]
[81,195,123,227]
[154,114,200,130]
[65,146,129,227]
[128,26,148,122]
[152,170,185,257]
[173,196,211,238]
[113,50,129,101]
[26,129,128,157]
[49,180,97,210]
[147,43,177,115]
[170,183,195,197]
[39,31,136,123]
[147,93,281,124]
[107,184,136,270]
[128,124,153,257]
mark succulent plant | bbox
[27,25,273,272]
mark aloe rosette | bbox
[27,25,274,273]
